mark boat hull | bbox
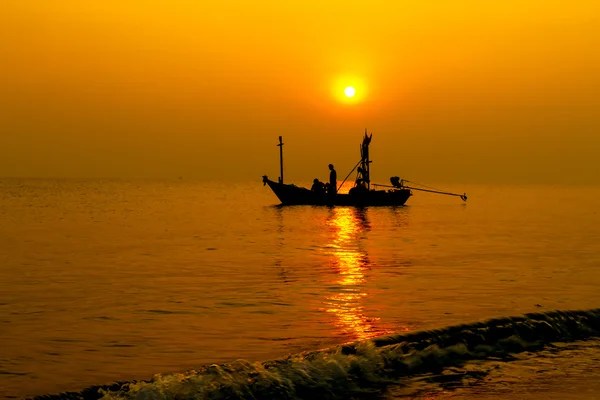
[263,177,411,206]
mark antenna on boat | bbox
[277,136,284,183]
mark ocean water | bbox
[1,179,599,399]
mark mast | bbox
[337,131,374,192]
[359,129,372,190]
[277,136,284,183]
[365,129,371,190]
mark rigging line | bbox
[337,159,362,192]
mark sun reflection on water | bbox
[323,207,391,341]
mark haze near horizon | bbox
[1,1,599,184]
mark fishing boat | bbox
[262,131,467,206]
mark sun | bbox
[332,76,366,104]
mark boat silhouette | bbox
[262,130,466,206]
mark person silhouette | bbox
[311,178,325,195]
[328,164,337,195]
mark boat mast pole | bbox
[360,129,372,190]
[278,136,284,183]
[364,130,370,190]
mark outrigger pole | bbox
[374,181,467,202]
[277,136,284,183]
[403,185,468,202]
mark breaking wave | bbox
[32,308,600,400]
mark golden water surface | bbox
[1,179,599,398]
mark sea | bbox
[1,178,599,400]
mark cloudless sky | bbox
[1,1,599,184]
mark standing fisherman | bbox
[328,164,337,196]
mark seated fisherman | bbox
[311,178,325,195]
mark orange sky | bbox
[1,1,599,184]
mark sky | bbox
[1,1,599,184]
